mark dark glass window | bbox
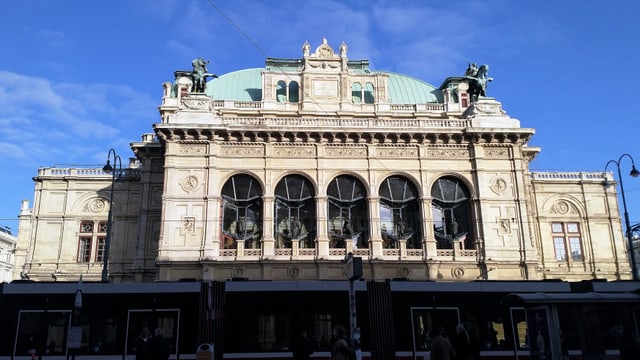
[431,177,473,249]
[327,175,369,248]
[276,80,286,102]
[364,82,375,104]
[288,81,299,102]
[379,176,421,248]
[221,174,263,249]
[351,82,362,103]
[274,175,316,248]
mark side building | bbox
[0,226,16,283]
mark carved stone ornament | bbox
[273,146,315,158]
[181,96,212,111]
[181,175,200,192]
[287,267,300,279]
[553,200,570,215]
[498,218,512,234]
[232,268,244,278]
[179,144,206,154]
[451,267,465,279]
[220,145,264,157]
[489,177,508,195]
[485,148,509,159]
[183,217,195,234]
[397,267,410,278]
[325,145,367,158]
[89,198,106,213]
[377,146,418,158]
[427,147,469,158]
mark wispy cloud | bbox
[0,71,155,166]
[37,28,73,48]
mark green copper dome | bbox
[203,68,442,104]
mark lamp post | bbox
[102,148,122,282]
[605,153,640,281]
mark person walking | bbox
[133,326,151,360]
[330,325,354,360]
[430,327,452,360]
[148,327,170,360]
[452,324,472,360]
[291,329,314,360]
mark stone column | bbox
[421,196,437,257]
[368,196,383,258]
[262,195,275,258]
[316,195,329,258]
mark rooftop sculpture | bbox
[464,62,493,102]
[174,57,218,93]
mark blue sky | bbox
[2,0,640,234]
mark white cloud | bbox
[0,71,155,167]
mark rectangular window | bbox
[77,220,107,263]
[96,237,106,262]
[78,237,92,263]
[551,222,582,263]
[569,237,583,260]
[553,237,567,261]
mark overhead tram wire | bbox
[203,0,341,118]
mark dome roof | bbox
[203,68,442,104]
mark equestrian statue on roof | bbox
[174,57,218,93]
[464,62,493,102]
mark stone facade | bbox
[0,225,16,283]
[12,39,631,283]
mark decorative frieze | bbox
[485,147,510,159]
[220,145,264,157]
[181,96,212,111]
[377,145,418,158]
[427,146,469,158]
[272,145,316,158]
[178,144,207,155]
[325,145,367,158]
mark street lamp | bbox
[604,153,640,281]
[102,148,122,282]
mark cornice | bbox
[153,124,533,145]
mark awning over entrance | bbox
[506,292,640,304]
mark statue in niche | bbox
[464,63,493,102]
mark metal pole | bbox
[102,149,121,283]
[605,153,639,281]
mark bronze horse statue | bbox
[465,64,493,102]
[174,58,218,93]
[191,58,218,93]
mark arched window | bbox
[364,82,375,104]
[351,82,362,103]
[327,175,369,248]
[288,81,299,102]
[276,80,286,102]
[431,176,473,249]
[379,176,421,249]
[274,175,316,248]
[221,174,263,249]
